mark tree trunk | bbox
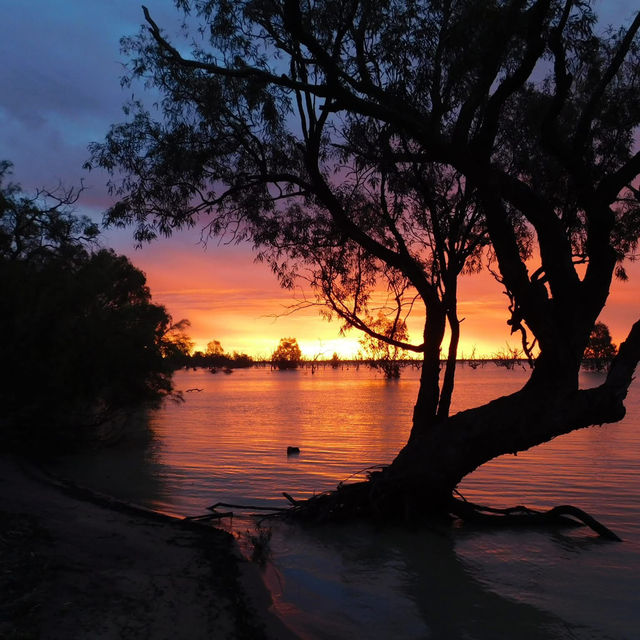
[409,305,446,441]
[437,309,460,421]
[389,320,640,509]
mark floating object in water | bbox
[287,446,300,456]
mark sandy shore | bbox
[0,454,297,639]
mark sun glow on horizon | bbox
[186,326,520,362]
[126,229,640,364]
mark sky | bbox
[1,0,638,358]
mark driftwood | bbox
[185,511,234,521]
[185,500,289,522]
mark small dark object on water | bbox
[287,446,300,456]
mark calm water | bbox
[53,366,640,639]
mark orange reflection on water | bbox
[148,366,417,510]
[143,365,640,541]
[54,363,640,544]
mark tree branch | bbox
[597,150,640,205]
[142,6,331,97]
[473,0,550,156]
[574,11,640,153]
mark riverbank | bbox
[0,454,296,640]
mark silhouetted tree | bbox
[89,2,640,520]
[493,345,525,370]
[161,318,194,367]
[231,350,254,367]
[205,338,227,368]
[584,323,617,371]
[206,340,224,357]
[360,312,409,379]
[272,338,302,370]
[0,162,178,451]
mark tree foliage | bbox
[272,337,302,370]
[0,162,178,451]
[184,340,254,368]
[206,340,224,358]
[161,318,195,364]
[204,338,229,367]
[584,322,617,370]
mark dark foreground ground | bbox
[0,455,296,640]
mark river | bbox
[51,365,640,639]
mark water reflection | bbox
[50,413,173,512]
[51,366,640,639]
[269,521,595,640]
[454,527,636,640]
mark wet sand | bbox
[0,454,296,639]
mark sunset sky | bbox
[2,0,638,359]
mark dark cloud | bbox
[0,1,177,195]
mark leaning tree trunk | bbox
[388,319,640,512]
[293,321,640,524]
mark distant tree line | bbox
[178,325,617,379]
[0,162,183,452]
[189,339,254,370]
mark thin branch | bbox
[574,11,640,152]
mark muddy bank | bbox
[0,455,296,639]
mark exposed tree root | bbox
[448,496,622,541]
[274,474,622,541]
[189,469,622,542]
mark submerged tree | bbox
[272,337,303,370]
[360,311,409,379]
[584,322,617,371]
[89,1,640,522]
[205,338,226,367]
